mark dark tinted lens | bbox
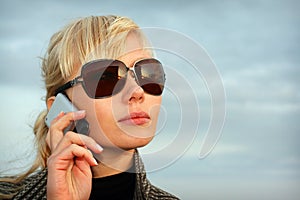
[135,59,165,95]
[81,60,127,98]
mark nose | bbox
[129,86,144,103]
[122,71,145,104]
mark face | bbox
[67,33,162,151]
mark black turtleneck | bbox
[89,170,136,200]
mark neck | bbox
[91,148,135,178]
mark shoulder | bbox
[133,151,180,199]
[0,168,47,200]
[148,184,180,200]
[0,179,21,199]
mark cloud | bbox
[1,0,300,198]
[0,84,44,174]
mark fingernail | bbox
[74,110,86,117]
[96,144,103,152]
[87,149,93,156]
[93,158,98,165]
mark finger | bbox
[46,111,65,149]
[48,110,86,150]
[75,150,96,173]
[52,131,103,156]
[47,145,98,172]
[61,144,98,167]
[50,110,86,132]
[77,134,103,154]
[48,129,63,152]
[74,156,93,177]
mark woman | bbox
[0,15,179,199]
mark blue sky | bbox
[0,0,299,199]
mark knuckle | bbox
[65,111,75,119]
[64,131,74,138]
[49,120,62,132]
[49,125,56,132]
[87,149,93,156]
[70,143,76,148]
[47,155,56,166]
[70,143,79,150]
[77,134,86,145]
[64,131,85,146]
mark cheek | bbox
[93,99,114,127]
[147,96,163,131]
[70,87,116,145]
[147,96,163,137]
[88,99,118,145]
[146,96,162,121]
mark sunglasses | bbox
[55,58,166,99]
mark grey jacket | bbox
[0,152,179,200]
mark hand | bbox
[46,110,103,200]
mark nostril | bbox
[129,87,144,103]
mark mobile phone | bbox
[45,93,89,135]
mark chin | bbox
[119,135,154,151]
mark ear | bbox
[47,96,56,110]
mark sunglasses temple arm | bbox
[54,78,80,96]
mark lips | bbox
[118,112,151,125]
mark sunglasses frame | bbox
[55,58,166,99]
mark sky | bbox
[0,0,300,199]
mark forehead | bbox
[125,32,144,52]
[118,32,152,67]
[118,50,151,68]
[73,32,152,78]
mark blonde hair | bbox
[0,15,145,198]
